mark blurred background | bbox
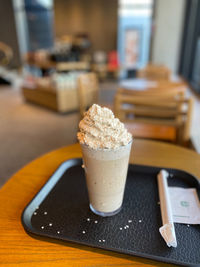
[0,0,200,187]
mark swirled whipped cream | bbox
[77,104,132,149]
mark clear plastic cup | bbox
[81,141,132,217]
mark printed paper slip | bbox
[169,187,200,224]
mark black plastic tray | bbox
[22,158,200,266]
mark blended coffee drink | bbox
[77,104,132,217]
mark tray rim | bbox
[21,158,200,267]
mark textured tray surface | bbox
[22,159,200,266]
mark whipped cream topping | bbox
[77,104,132,149]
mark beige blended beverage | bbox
[77,104,132,217]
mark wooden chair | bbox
[114,92,194,145]
[77,72,99,117]
[117,84,186,98]
[137,63,171,81]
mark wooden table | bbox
[119,78,158,91]
[119,78,186,94]
[1,140,200,266]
